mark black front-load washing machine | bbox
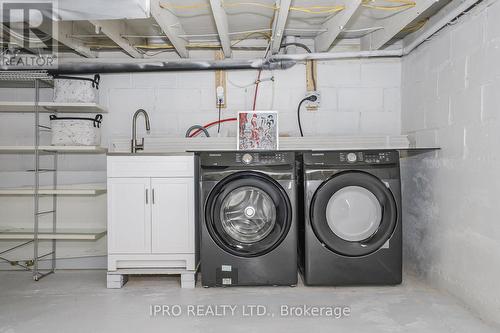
[199,151,297,287]
[300,150,402,286]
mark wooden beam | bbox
[90,20,143,58]
[314,0,362,52]
[48,21,96,58]
[270,0,292,54]
[150,0,189,58]
[361,0,436,50]
[214,51,227,108]
[209,0,231,58]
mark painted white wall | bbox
[401,0,500,326]
[0,58,402,269]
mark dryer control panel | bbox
[304,150,398,166]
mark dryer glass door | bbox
[325,186,382,242]
[310,171,397,257]
[206,171,292,257]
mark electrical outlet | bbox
[216,86,225,106]
[305,91,320,110]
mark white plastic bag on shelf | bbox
[50,114,103,146]
[53,75,100,103]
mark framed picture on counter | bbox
[237,111,279,150]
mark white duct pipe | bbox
[402,0,482,55]
[269,49,403,62]
[269,0,482,62]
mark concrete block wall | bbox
[97,58,401,141]
[0,58,401,268]
[401,0,500,326]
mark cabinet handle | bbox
[145,189,149,204]
[152,188,155,204]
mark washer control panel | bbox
[235,152,290,165]
[306,150,398,166]
[346,152,358,163]
[241,153,253,164]
[200,151,294,167]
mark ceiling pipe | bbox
[269,49,403,62]
[402,0,483,55]
[46,58,296,75]
[270,0,483,62]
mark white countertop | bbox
[109,136,414,153]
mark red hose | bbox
[189,117,237,137]
[252,70,262,110]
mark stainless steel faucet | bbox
[131,109,151,153]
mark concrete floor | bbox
[0,271,498,333]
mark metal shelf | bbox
[0,146,107,154]
[0,101,107,113]
[0,187,106,196]
[0,228,106,241]
[0,80,53,89]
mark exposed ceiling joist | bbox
[90,20,143,58]
[270,0,292,54]
[47,21,97,58]
[150,0,189,58]
[361,0,437,50]
[315,0,362,52]
[209,0,231,58]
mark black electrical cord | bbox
[217,99,222,133]
[280,42,316,90]
[280,42,312,53]
[297,94,318,137]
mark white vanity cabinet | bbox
[106,154,198,289]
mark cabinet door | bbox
[151,178,194,254]
[108,178,151,254]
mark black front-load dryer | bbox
[300,150,402,286]
[199,151,297,287]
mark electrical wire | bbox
[252,37,272,110]
[361,0,416,11]
[253,70,263,110]
[280,42,316,90]
[227,75,273,88]
[189,118,237,137]
[231,31,271,47]
[160,1,346,15]
[297,95,318,137]
[401,18,429,33]
[342,27,385,34]
[270,70,276,109]
[297,97,308,137]
[217,99,222,133]
[160,0,415,13]
[290,5,344,14]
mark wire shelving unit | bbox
[0,71,107,280]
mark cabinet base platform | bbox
[107,269,198,289]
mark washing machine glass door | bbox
[311,171,397,257]
[219,186,277,244]
[206,171,292,257]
